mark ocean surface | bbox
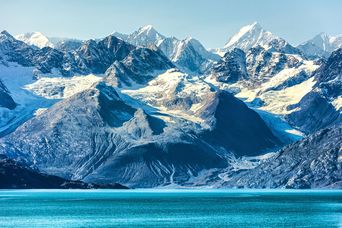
[0,189,341,227]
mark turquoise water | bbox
[0,190,341,227]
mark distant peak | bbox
[133,25,165,42]
[138,25,156,34]
[32,32,45,36]
[0,30,15,41]
[224,21,276,50]
[0,30,12,37]
[240,21,263,32]
[142,24,154,30]
[317,32,329,39]
[184,36,194,42]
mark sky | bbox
[1,0,342,48]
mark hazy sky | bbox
[1,0,342,48]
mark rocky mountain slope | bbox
[0,74,280,187]
[223,124,342,189]
[0,30,174,138]
[0,154,128,189]
[0,23,341,189]
[287,48,342,133]
[0,79,16,110]
[298,33,342,59]
[114,25,220,74]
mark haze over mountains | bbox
[0,22,341,188]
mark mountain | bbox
[123,69,281,156]
[114,25,220,74]
[208,44,320,143]
[114,25,165,47]
[64,34,172,77]
[223,124,342,189]
[0,154,128,189]
[222,22,301,55]
[211,45,310,88]
[11,27,219,77]
[0,70,280,187]
[1,25,341,189]
[53,39,83,52]
[211,48,248,83]
[298,33,342,59]
[0,30,175,140]
[159,37,220,74]
[211,23,310,92]
[15,32,54,48]
[287,48,342,133]
[0,30,39,67]
[0,30,71,75]
[1,30,173,78]
[0,81,225,187]
[199,90,280,156]
[15,32,83,52]
[105,46,174,87]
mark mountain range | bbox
[0,22,341,189]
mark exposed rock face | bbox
[315,48,342,98]
[0,154,128,189]
[245,46,302,85]
[114,25,220,74]
[1,30,172,80]
[0,78,280,187]
[0,82,223,187]
[211,46,303,87]
[105,47,174,87]
[0,30,38,67]
[287,92,342,133]
[287,48,342,133]
[211,48,248,83]
[200,91,280,157]
[298,33,342,59]
[75,35,136,74]
[0,80,16,110]
[223,124,342,189]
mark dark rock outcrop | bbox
[0,80,16,110]
[224,124,342,189]
[0,154,128,189]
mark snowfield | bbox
[0,64,102,135]
[122,69,217,127]
[234,60,319,115]
[25,74,102,99]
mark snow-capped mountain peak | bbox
[137,25,155,34]
[225,22,261,47]
[129,25,165,46]
[15,32,54,48]
[111,26,219,74]
[298,32,342,58]
[224,22,277,51]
